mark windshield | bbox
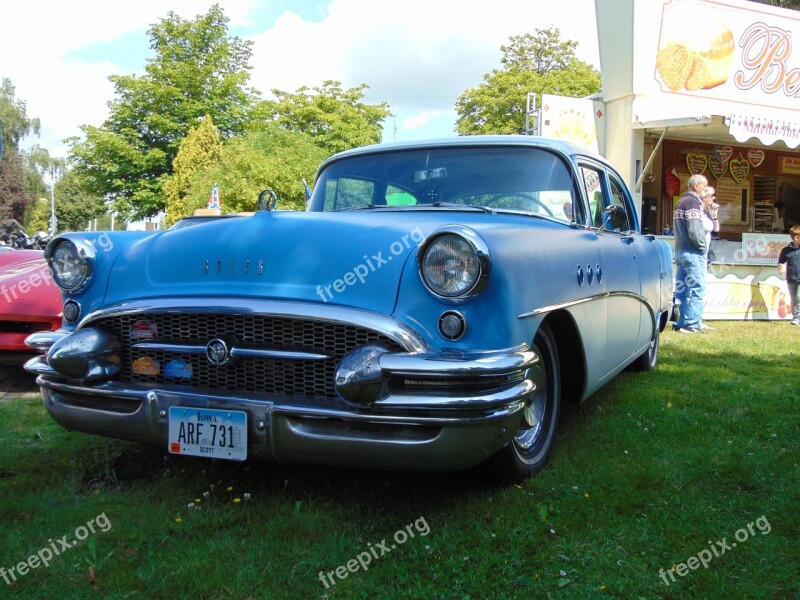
[309,146,577,222]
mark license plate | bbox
[168,407,247,461]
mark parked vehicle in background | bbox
[0,220,50,250]
[0,248,62,363]
[25,136,674,481]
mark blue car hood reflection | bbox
[104,210,428,314]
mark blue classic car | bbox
[25,136,673,481]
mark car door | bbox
[605,172,660,355]
[581,163,642,378]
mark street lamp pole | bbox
[48,164,58,236]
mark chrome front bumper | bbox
[25,326,537,471]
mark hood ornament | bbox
[258,188,277,211]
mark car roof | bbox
[320,135,600,166]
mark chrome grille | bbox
[91,313,404,398]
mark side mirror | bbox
[598,204,628,234]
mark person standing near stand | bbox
[701,186,720,268]
[697,187,720,330]
[778,224,800,325]
[673,174,708,333]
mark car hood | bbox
[0,248,45,272]
[103,210,430,314]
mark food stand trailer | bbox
[541,0,798,320]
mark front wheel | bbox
[486,323,561,482]
[628,328,660,372]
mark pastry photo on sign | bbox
[655,10,734,92]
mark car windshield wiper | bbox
[426,202,494,213]
[332,204,381,211]
[333,203,493,213]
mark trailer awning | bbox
[632,95,800,149]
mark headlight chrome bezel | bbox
[417,226,491,300]
[45,238,94,293]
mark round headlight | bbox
[49,240,90,291]
[421,234,481,297]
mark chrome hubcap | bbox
[514,353,546,450]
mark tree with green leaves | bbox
[455,29,601,135]
[69,4,259,220]
[183,126,328,215]
[54,170,107,232]
[0,78,40,151]
[0,78,42,220]
[163,116,224,226]
[253,81,390,156]
[25,168,105,234]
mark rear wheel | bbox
[486,323,561,482]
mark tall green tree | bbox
[163,116,224,226]
[184,126,328,215]
[25,168,105,234]
[253,81,390,156]
[69,4,259,220]
[455,29,601,135]
[0,78,40,150]
[0,79,43,221]
[26,145,65,202]
[54,169,107,232]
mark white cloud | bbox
[402,110,453,131]
[2,0,599,154]
[2,0,256,155]
[248,0,599,139]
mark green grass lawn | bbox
[1,321,797,599]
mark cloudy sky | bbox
[1,0,599,157]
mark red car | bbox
[0,247,62,362]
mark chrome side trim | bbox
[517,290,658,341]
[131,342,330,361]
[79,298,428,353]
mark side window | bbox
[607,176,632,232]
[580,166,604,227]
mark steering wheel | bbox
[480,193,556,217]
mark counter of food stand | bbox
[658,233,794,320]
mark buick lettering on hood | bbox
[25,136,674,481]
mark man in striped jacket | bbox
[673,174,708,333]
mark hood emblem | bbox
[206,338,231,366]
